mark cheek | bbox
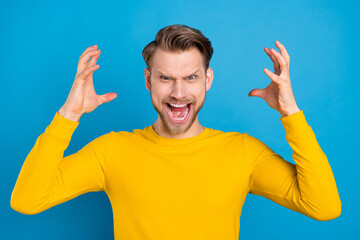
[150,85,168,102]
[191,85,206,100]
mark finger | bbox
[77,64,100,82]
[80,50,100,65]
[87,49,101,68]
[270,48,288,72]
[248,88,266,99]
[86,50,101,79]
[77,50,100,75]
[79,45,98,60]
[264,68,281,84]
[86,49,101,78]
[264,47,280,74]
[275,40,290,62]
[98,92,118,104]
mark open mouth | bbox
[165,103,192,123]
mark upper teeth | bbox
[169,103,187,107]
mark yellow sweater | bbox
[11,110,341,240]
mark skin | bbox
[58,40,298,135]
[248,40,300,117]
[144,47,214,139]
[58,45,117,122]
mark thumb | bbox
[99,92,117,104]
[248,88,265,99]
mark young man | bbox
[11,24,341,239]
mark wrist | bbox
[58,107,82,123]
[280,107,301,118]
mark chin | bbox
[150,92,206,135]
[159,104,196,135]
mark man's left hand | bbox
[248,40,300,118]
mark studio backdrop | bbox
[1,0,358,239]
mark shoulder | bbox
[86,131,114,147]
[109,128,147,144]
[109,130,133,141]
[207,127,246,145]
[241,132,267,147]
[213,131,269,151]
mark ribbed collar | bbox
[144,124,211,146]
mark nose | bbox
[169,79,188,100]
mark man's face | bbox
[144,47,213,135]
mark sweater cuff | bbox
[45,112,79,142]
[279,110,312,136]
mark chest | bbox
[106,144,251,212]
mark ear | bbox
[144,68,151,91]
[205,68,214,91]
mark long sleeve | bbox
[245,110,341,221]
[10,112,111,215]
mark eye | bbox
[160,76,170,80]
[187,75,197,80]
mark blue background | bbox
[2,0,358,239]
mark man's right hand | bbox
[58,45,117,122]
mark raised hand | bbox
[59,45,117,122]
[248,40,300,117]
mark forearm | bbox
[280,111,341,220]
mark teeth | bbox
[169,103,187,108]
[173,107,189,120]
[167,104,190,121]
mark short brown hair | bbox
[142,24,214,71]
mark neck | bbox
[152,117,204,139]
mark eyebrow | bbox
[156,69,200,78]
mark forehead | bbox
[151,47,204,75]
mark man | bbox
[11,24,341,239]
